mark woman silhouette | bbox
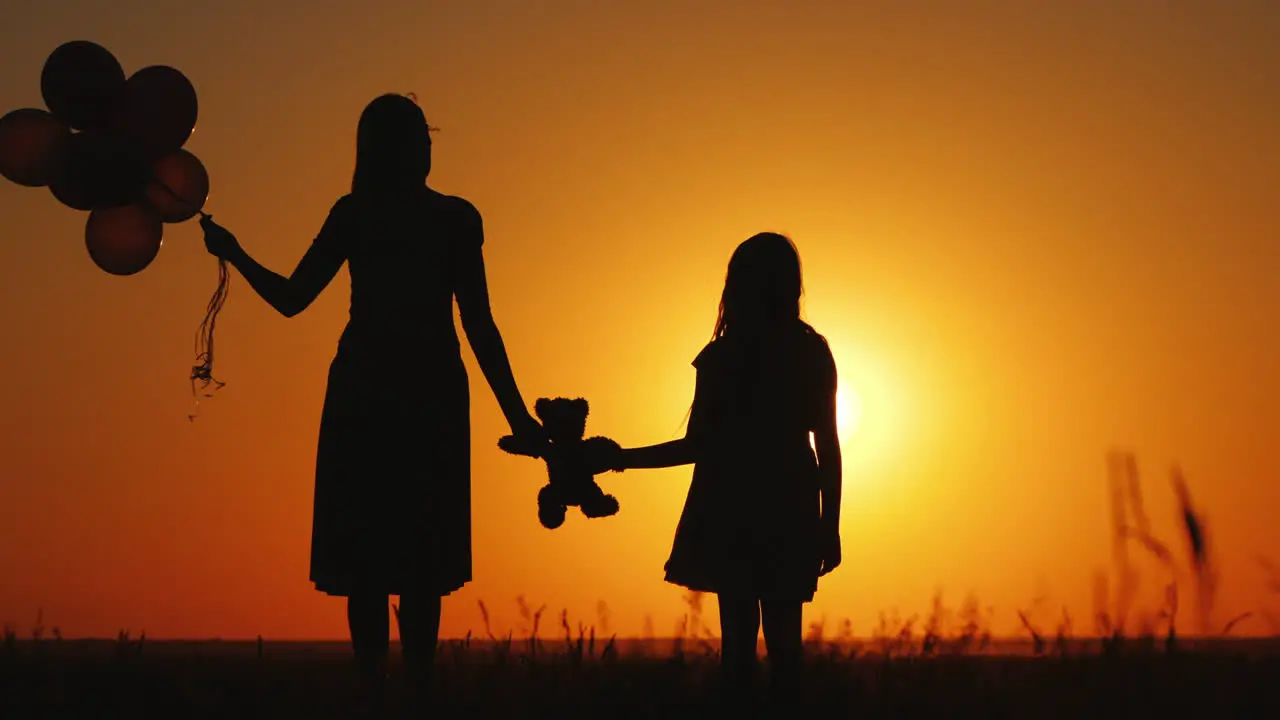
[612,232,843,708]
[200,94,543,706]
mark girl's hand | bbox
[818,527,842,576]
[606,443,626,472]
[584,438,626,474]
[200,215,242,260]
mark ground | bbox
[2,637,1277,718]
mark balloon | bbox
[49,131,149,211]
[85,203,164,276]
[116,66,198,159]
[144,149,209,222]
[40,41,126,131]
[0,108,71,187]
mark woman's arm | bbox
[228,243,345,318]
[452,204,540,439]
[201,215,346,319]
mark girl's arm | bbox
[619,437,697,470]
[815,418,842,533]
[815,361,843,533]
[617,356,714,471]
[814,348,843,576]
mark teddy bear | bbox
[498,397,623,529]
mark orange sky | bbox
[1,1,1278,641]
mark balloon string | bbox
[145,178,227,422]
[189,252,229,422]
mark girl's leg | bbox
[759,596,804,708]
[717,593,762,706]
[347,594,391,695]
[397,594,442,691]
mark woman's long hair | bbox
[351,93,432,195]
[712,232,808,339]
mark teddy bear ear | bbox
[573,398,589,415]
[534,398,551,419]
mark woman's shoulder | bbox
[424,189,482,222]
[692,337,723,369]
[328,192,358,215]
[312,194,360,239]
[340,189,481,222]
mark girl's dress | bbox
[663,322,837,602]
[306,187,481,598]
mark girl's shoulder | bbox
[798,324,837,385]
[801,324,834,360]
[692,324,834,368]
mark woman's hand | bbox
[818,526,842,576]
[200,215,243,261]
[510,411,548,451]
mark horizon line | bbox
[14,633,1279,644]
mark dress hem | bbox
[663,573,816,604]
[312,579,470,598]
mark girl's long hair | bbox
[711,232,809,339]
[677,232,811,435]
[351,93,431,195]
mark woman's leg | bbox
[759,596,804,708]
[717,593,761,706]
[397,594,442,689]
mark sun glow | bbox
[836,386,861,440]
[818,333,912,485]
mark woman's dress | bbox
[307,188,483,598]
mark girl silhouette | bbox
[613,232,843,706]
[200,94,544,709]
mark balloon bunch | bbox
[0,40,228,419]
